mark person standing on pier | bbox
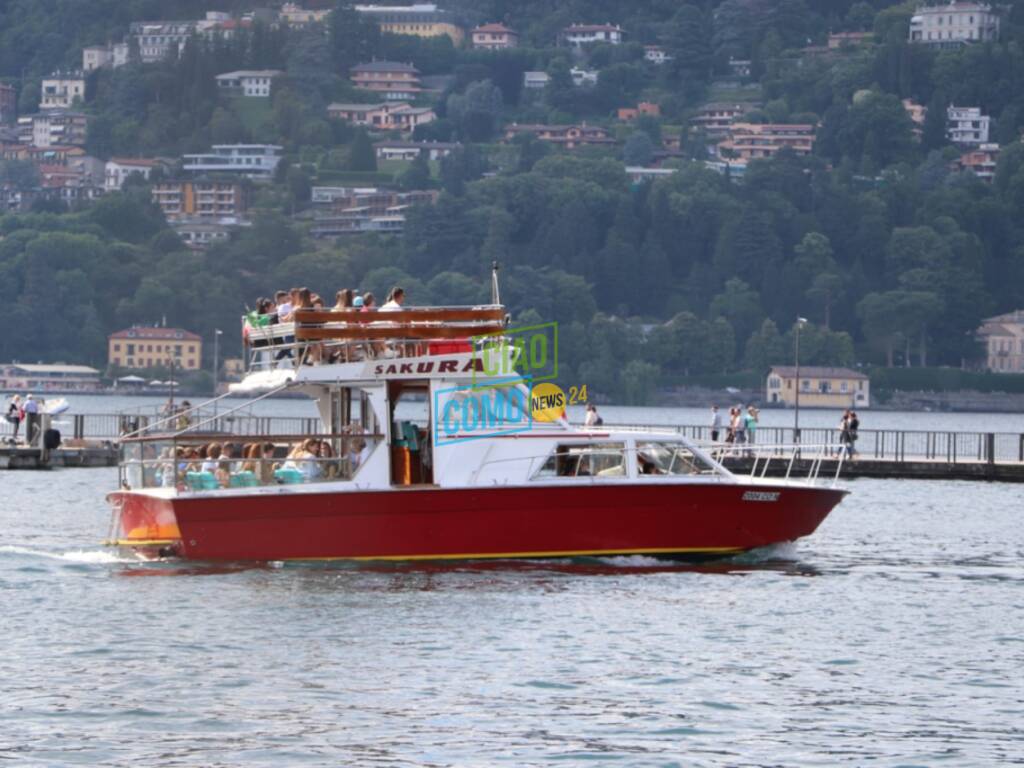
[837,410,852,457]
[5,394,22,443]
[847,411,860,459]
[21,394,39,445]
[710,405,722,442]
[744,406,759,447]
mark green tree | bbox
[347,129,377,172]
[623,131,654,166]
[621,359,660,405]
[399,150,431,190]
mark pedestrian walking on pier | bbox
[710,405,722,442]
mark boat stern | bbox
[106,489,182,557]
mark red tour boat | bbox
[106,291,847,562]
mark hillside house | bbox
[472,23,518,49]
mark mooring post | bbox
[986,433,995,465]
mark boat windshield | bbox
[533,443,627,478]
[635,441,717,476]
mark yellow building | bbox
[766,366,870,409]
[354,4,465,45]
[109,327,203,370]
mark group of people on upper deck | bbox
[244,285,407,365]
[246,285,406,328]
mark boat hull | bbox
[109,482,846,562]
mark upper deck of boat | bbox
[240,304,510,389]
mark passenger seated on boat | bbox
[346,437,368,474]
[318,440,339,479]
[282,438,323,481]
[261,441,278,482]
[638,453,662,475]
[334,288,354,311]
[200,443,222,473]
[157,447,176,488]
[216,459,232,488]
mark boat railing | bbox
[118,431,384,492]
[243,305,508,373]
[702,441,846,487]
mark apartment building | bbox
[350,61,424,101]
[151,180,249,220]
[947,105,990,145]
[353,4,465,45]
[689,103,754,138]
[718,123,816,159]
[17,111,89,148]
[182,144,283,178]
[40,73,86,110]
[129,21,197,63]
[82,43,130,71]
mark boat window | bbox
[534,443,626,478]
[635,442,716,476]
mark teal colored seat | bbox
[230,471,258,488]
[402,422,420,452]
[186,471,219,490]
[274,467,305,485]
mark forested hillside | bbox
[1,0,1024,401]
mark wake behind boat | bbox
[105,283,847,562]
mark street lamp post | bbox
[794,317,808,443]
[212,328,223,415]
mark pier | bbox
[2,413,1024,480]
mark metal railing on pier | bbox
[3,415,1023,465]
[604,424,1024,465]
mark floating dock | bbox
[0,442,119,469]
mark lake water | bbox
[1,467,1021,765]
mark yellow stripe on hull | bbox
[105,538,179,548]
